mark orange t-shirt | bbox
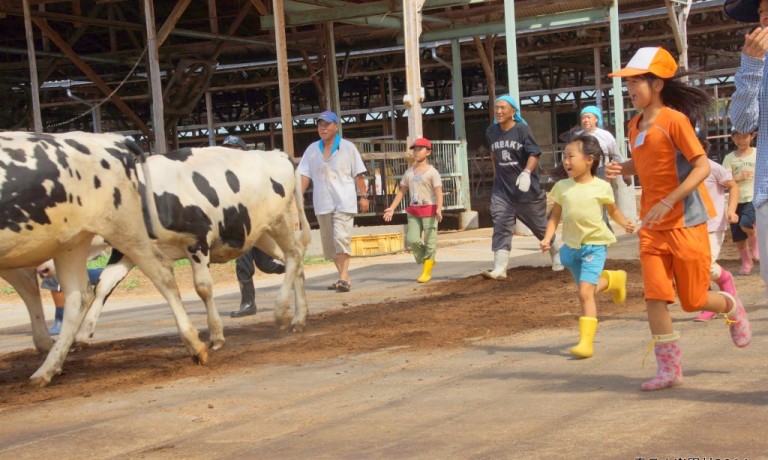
[628,107,714,230]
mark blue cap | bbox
[580,106,604,127]
[318,110,339,124]
[494,95,526,125]
[222,135,248,150]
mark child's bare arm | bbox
[540,204,562,252]
[725,178,740,223]
[383,185,407,222]
[606,203,635,234]
[435,185,444,222]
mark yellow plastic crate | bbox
[351,232,404,256]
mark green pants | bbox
[406,214,438,264]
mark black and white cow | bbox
[74,146,311,347]
[0,131,208,386]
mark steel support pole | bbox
[22,0,42,133]
[451,39,466,141]
[503,0,518,103]
[610,0,637,220]
[402,0,425,144]
[143,0,166,153]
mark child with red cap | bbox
[605,46,752,391]
[383,137,443,283]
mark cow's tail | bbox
[293,170,311,252]
[126,139,171,241]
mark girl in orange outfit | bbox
[606,47,752,391]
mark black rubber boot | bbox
[230,281,257,317]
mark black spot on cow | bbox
[218,203,252,250]
[191,254,201,264]
[100,159,110,169]
[68,193,73,203]
[25,224,32,230]
[77,196,82,206]
[271,178,286,198]
[151,192,213,256]
[225,170,240,193]
[0,141,67,231]
[64,139,92,155]
[165,148,194,162]
[106,144,139,181]
[94,176,101,189]
[192,172,219,207]
[75,170,81,180]
[3,148,26,163]
[113,188,122,209]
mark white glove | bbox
[516,170,531,192]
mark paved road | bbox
[0,228,766,459]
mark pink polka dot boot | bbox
[721,292,752,348]
[641,332,682,391]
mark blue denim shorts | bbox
[559,244,607,286]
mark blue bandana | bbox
[580,106,604,127]
[319,133,342,155]
[494,95,527,125]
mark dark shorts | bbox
[730,202,756,242]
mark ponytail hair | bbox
[642,75,710,125]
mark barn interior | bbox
[0,0,754,225]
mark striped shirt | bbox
[729,53,768,209]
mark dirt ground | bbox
[0,237,761,410]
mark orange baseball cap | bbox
[608,47,678,79]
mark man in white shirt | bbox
[298,111,368,292]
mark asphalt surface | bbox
[0,227,766,459]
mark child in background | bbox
[383,138,443,283]
[605,47,751,391]
[541,135,635,359]
[723,130,758,275]
[693,140,740,321]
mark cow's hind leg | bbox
[267,216,307,331]
[29,240,92,387]
[188,251,224,350]
[76,251,134,344]
[118,244,208,365]
[0,268,55,353]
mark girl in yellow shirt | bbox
[541,135,635,359]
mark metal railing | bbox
[354,139,470,216]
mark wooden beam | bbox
[31,17,151,137]
[208,0,218,35]
[273,0,294,156]
[250,0,269,16]
[156,0,191,47]
[211,1,253,60]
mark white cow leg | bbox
[291,268,308,332]
[189,252,224,350]
[268,218,304,331]
[125,246,207,364]
[30,243,92,387]
[0,268,55,354]
[76,256,133,344]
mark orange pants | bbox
[638,224,711,312]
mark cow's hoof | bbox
[291,323,306,333]
[193,348,209,365]
[209,339,225,351]
[71,341,91,352]
[29,374,52,388]
[275,316,291,331]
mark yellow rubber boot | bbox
[600,270,627,305]
[570,316,599,358]
[417,259,435,283]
